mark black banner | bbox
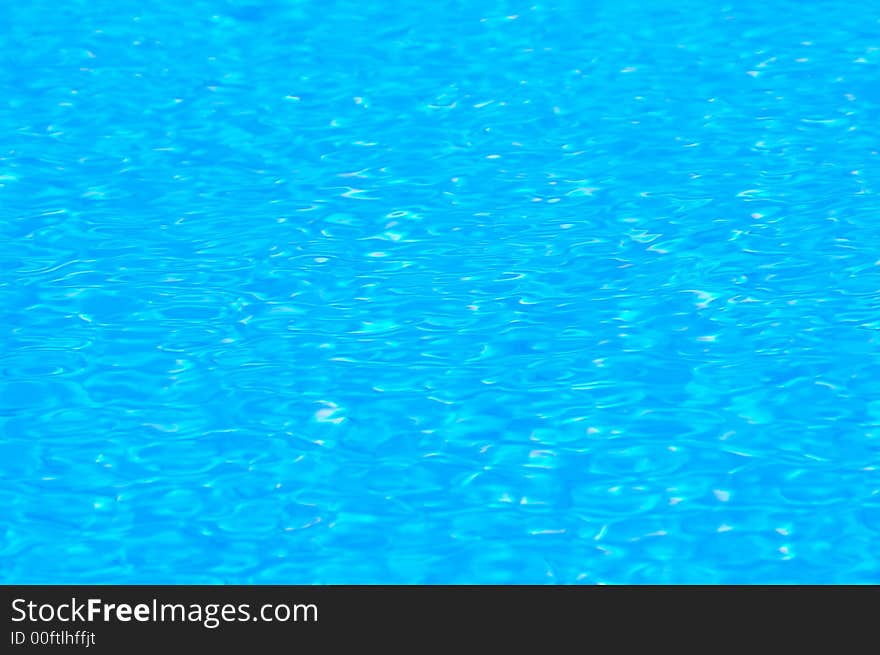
[1,585,874,650]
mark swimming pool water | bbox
[1,0,879,583]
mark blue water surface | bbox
[1,0,879,583]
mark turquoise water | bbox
[1,0,879,583]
